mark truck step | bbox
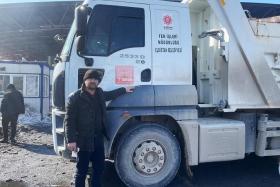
[256,114,280,156]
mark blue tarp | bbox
[241,2,280,18]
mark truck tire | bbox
[115,123,181,187]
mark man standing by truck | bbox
[0,84,25,144]
[65,69,134,187]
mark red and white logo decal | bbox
[115,65,134,85]
[163,15,172,25]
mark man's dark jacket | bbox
[64,86,126,151]
[1,89,25,117]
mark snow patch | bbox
[18,105,51,126]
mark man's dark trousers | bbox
[75,134,105,187]
[2,115,18,141]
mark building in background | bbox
[0,61,53,116]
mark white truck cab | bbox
[52,0,280,186]
[61,0,192,92]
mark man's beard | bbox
[86,83,97,91]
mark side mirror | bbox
[76,36,94,67]
[76,35,85,56]
[75,5,90,36]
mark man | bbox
[64,70,134,187]
[0,84,25,144]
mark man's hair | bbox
[6,84,16,91]
[83,70,102,82]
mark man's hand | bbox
[125,86,135,93]
[67,142,77,152]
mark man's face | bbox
[84,78,99,90]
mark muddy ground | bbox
[0,124,279,187]
[0,125,75,187]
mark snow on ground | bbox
[17,105,51,126]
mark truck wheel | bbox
[115,124,181,187]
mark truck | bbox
[51,0,280,186]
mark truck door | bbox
[150,5,192,85]
[80,1,152,90]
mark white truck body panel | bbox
[199,118,245,163]
[150,5,192,85]
[208,0,280,109]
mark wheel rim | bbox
[133,140,165,175]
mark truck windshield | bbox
[60,20,76,57]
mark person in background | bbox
[65,69,134,187]
[0,84,25,144]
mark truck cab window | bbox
[110,17,144,53]
[85,5,145,56]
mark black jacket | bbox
[1,89,25,117]
[64,86,126,151]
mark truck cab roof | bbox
[84,0,188,8]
